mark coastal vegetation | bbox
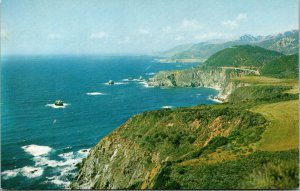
[72,32,299,189]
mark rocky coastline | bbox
[147,66,252,102]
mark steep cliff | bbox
[72,105,274,189]
[147,66,251,101]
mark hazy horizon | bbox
[1,0,298,55]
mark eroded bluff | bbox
[71,105,267,189]
[147,67,254,100]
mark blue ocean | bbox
[1,56,218,189]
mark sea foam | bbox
[86,92,104,96]
[46,103,70,109]
[161,106,174,109]
[2,144,90,186]
[2,166,44,179]
[145,72,156,76]
[138,81,154,88]
[22,145,52,156]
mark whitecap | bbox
[161,106,174,109]
[114,82,128,85]
[20,166,44,178]
[86,92,104,96]
[1,169,20,179]
[45,176,70,189]
[103,82,128,85]
[22,145,52,157]
[46,103,70,109]
[2,146,90,185]
[138,81,154,88]
[77,148,91,157]
[2,166,44,179]
[145,72,156,76]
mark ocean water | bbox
[1,55,218,189]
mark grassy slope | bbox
[251,100,299,151]
[232,76,299,94]
[150,72,299,189]
[230,75,299,151]
[150,47,299,189]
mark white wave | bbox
[3,145,90,186]
[86,92,104,96]
[45,176,70,189]
[208,97,223,103]
[44,149,90,188]
[46,103,70,109]
[58,152,74,160]
[103,82,128,85]
[138,81,154,88]
[114,82,128,85]
[2,166,44,179]
[145,72,156,76]
[162,106,174,109]
[22,145,52,157]
[77,148,91,157]
[21,166,44,178]
[1,169,19,179]
[123,78,144,82]
[207,85,222,91]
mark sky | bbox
[1,0,298,55]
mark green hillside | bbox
[260,54,299,79]
[204,45,282,67]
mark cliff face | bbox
[71,105,271,189]
[71,121,155,189]
[147,67,251,100]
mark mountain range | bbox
[162,30,298,61]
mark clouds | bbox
[116,36,130,44]
[221,13,248,29]
[179,19,203,31]
[89,32,109,39]
[138,28,150,35]
[47,33,63,40]
[161,19,203,34]
[194,32,224,40]
[1,29,10,40]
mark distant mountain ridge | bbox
[162,30,298,60]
